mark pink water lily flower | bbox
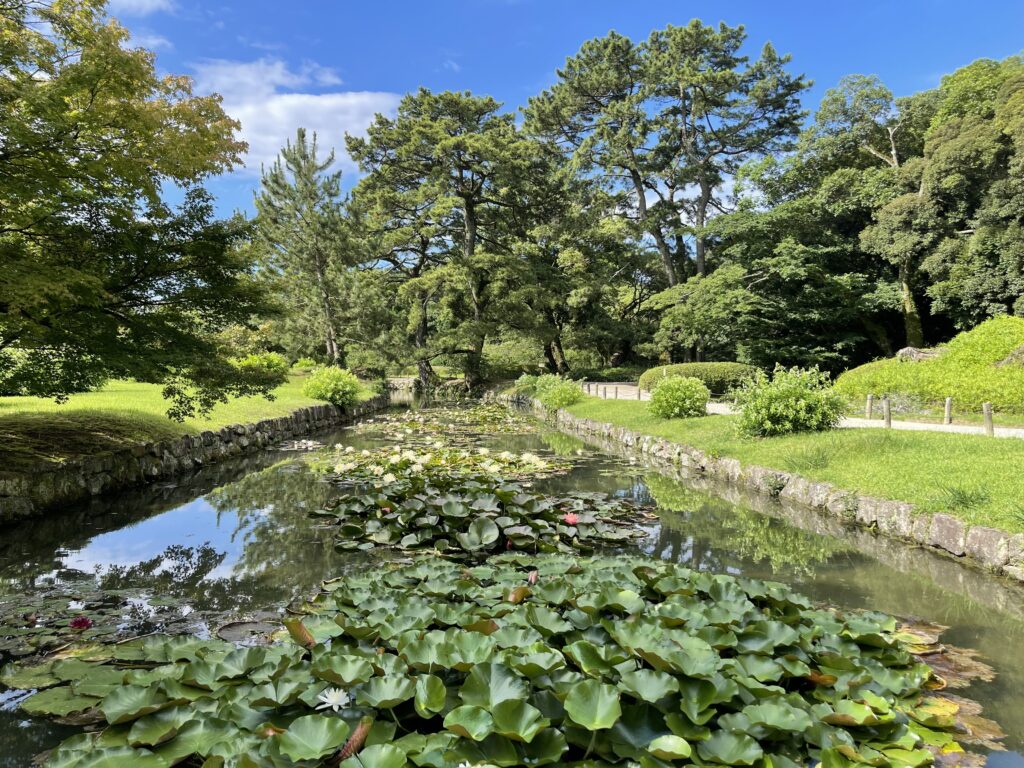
[562,512,579,526]
[69,616,93,630]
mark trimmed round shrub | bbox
[301,366,362,408]
[639,362,758,394]
[735,366,844,437]
[291,356,318,370]
[648,375,710,419]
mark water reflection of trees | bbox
[642,474,849,577]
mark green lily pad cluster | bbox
[354,404,540,445]
[7,555,993,768]
[321,444,568,484]
[315,445,648,558]
[0,584,190,662]
[318,480,649,558]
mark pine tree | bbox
[254,129,352,364]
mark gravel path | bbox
[580,381,1024,440]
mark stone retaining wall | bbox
[505,395,1024,586]
[0,395,390,524]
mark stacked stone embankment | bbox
[0,396,389,524]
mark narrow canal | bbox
[1,404,1021,766]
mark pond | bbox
[1,404,1022,767]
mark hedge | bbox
[834,316,1024,412]
[638,362,759,395]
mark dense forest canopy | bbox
[3,1,1023,397]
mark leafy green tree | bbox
[0,0,273,417]
[526,21,807,285]
[254,128,354,364]
[349,89,538,388]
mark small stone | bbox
[1008,534,1024,566]
[911,514,932,545]
[1003,565,1024,583]
[928,514,967,556]
[965,526,1010,568]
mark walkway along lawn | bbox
[566,397,1024,534]
[0,376,373,472]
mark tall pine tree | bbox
[254,129,353,364]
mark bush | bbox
[232,352,289,388]
[574,365,648,383]
[835,316,1024,412]
[735,366,844,437]
[534,375,583,410]
[648,375,710,419]
[639,362,758,395]
[511,373,539,396]
[291,357,317,371]
[301,366,363,408]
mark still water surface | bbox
[1,410,1022,766]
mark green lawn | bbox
[567,397,1024,533]
[0,376,370,471]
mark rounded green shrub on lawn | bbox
[232,351,290,387]
[639,362,758,395]
[533,375,583,410]
[648,375,710,419]
[302,366,363,408]
[735,366,844,437]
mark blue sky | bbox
[108,0,1024,215]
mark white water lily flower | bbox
[361,449,370,456]
[370,465,385,476]
[499,451,513,460]
[477,447,490,455]
[316,687,350,712]
[388,455,401,464]
[344,446,354,453]
[433,440,444,448]
[382,473,397,484]
[411,463,424,473]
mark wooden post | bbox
[865,394,874,420]
[944,397,952,425]
[983,402,994,436]
[882,398,892,429]
[602,386,607,399]
[613,386,618,400]
[637,387,641,400]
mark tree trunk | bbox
[552,335,570,374]
[899,260,925,348]
[413,305,437,390]
[630,170,678,286]
[543,341,559,374]
[462,201,487,389]
[694,182,711,277]
[313,256,341,365]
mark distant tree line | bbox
[252,25,1024,387]
[3,1,1023,406]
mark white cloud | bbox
[132,32,173,50]
[108,0,174,16]
[191,58,401,176]
[442,59,461,73]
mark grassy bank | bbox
[0,377,372,471]
[566,397,1024,534]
